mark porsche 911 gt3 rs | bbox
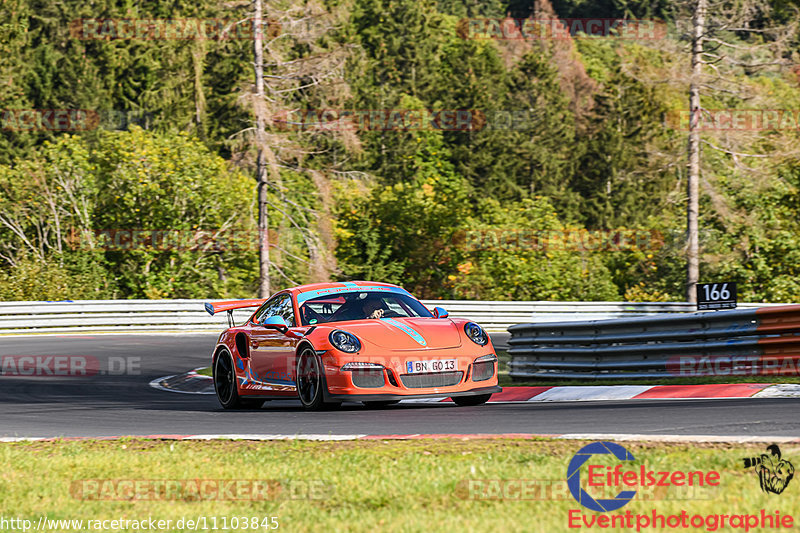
[205,281,500,410]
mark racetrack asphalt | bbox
[0,333,798,439]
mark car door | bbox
[248,293,299,394]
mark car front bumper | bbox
[323,385,501,403]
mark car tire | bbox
[452,393,492,407]
[362,400,400,408]
[296,347,340,411]
[214,348,264,409]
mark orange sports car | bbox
[204,281,500,410]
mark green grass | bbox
[0,438,795,532]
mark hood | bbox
[336,317,463,351]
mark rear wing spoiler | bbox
[204,299,266,327]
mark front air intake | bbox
[351,369,385,388]
[472,361,494,381]
[399,371,463,388]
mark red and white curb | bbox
[406,383,800,402]
[2,433,799,444]
[479,383,794,402]
[149,372,800,402]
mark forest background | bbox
[1,0,799,303]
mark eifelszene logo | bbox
[567,441,637,512]
[567,441,720,513]
[742,445,795,494]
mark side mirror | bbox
[433,306,449,319]
[261,315,289,332]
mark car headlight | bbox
[464,322,488,346]
[329,330,361,353]
[473,354,497,363]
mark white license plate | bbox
[406,359,457,373]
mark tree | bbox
[335,95,471,296]
[687,0,708,303]
[0,129,258,299]
[253,0,272,297]
[675,0,798,301]
[449,197,621,301]
[0,135,94,267]
[242,0,354,296]
[92,127,256,298]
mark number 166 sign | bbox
[697,282,737,310]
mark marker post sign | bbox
[696,282,737,310]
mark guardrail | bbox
[507,304,800,380]
[0,298,782,335]
[0,300,246,335]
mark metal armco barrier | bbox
[0,300,248,334]
[507,305,800,380]
[0,299,775,335]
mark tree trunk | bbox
[686,0,706,304]
[254,0,270,298]
[192,40,207,140]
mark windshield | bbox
[298,291,433,325]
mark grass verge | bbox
[0,438,796,532]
